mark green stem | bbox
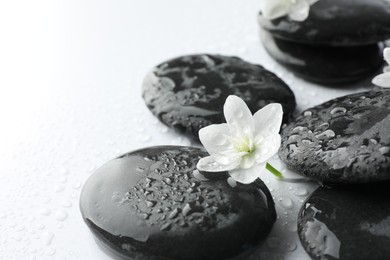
[266,163,283,179]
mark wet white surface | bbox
[0,0,374,259]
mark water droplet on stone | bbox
[330,107,347,117]
[315,129,335,139]
[303,111,312,117]
[379,146,390,155]
[160,223,171,231]
[284,241,297,252]
[145,200,156,208]
[169,208,179,219]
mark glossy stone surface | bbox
[279,90,390,184]
[142,54,296,141]
[80,146,276,260]
[260,30,383,85]
[298,184,390,260]
[259,0,390,46]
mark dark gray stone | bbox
[279,90,390,184]
[259,0,390,46]
[260,30,383,85]
[298,184,390,260]
[142,54,296,141]
[80,146,276,260]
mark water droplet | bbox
[145,200,156,208]
[379,146,390,155]
[280,197,294,209]
[60,168,70,175]
[39,209,51,216]
[54,185,65,193]
[214,134,227,146]
[42,232,54,246]
[284,221,297,232]
[284,241,297,252]
[160,223,171,231]
[330,107,347,117]
[294,188,309,197]
[59,176,67,183]
[303,111,312,117]
[235,109,243,118]
[54,210,68,221]
[193,170,209,181]
[45,248,56,256]
[291,126,307,134]
[72,182,81,189]
[287,135,299,143]
[315,130,335,139]
[140,134,151,142]
[62,201,72,208]
[168,208,179,219]
[267,237,279,248]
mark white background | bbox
[0,1,373,259]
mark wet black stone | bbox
[80,146,276,260]
[279,90,390,184]
[142,54,296,141]
[298,184,390,260]
[260,30,383,85]
[259,0,390,46]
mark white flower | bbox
[372,47,390,88]
[196,95,283,184]
[261,0,319,22]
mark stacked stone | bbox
[259,0,390,85]
[279,90,390,259]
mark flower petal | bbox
[229,163,267,184]
[253,103,283,137]
[288,0,310,22]
[254,134,281,164]
[372,73,390,88]
[197,156,239,172]
[262,0,291,20]
[308,0,319,5]
[224,95,254,138]
[384,47,390,65]
[199,123,233,155]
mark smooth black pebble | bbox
[279,90,390,184]
[80,146,276,260]
[298,184,390,260]
[260,30,383,85]
[142,54,296,141]
[259,0,390,46]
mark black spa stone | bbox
[298,184,390,260]
[258,0,390,46]
[279,90,390,184]
[80,146,276,260]
[142,54,296,141]
[260,30,383,85]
